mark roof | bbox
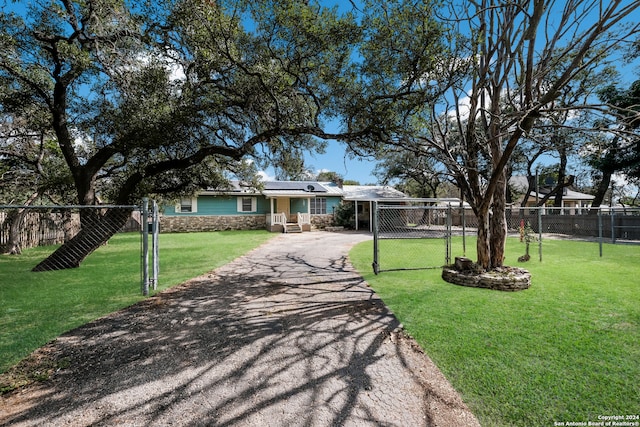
[510,176,594,201]
[523,188,595,201]
[200,180,330,196]
[262,181,329,198]
[261,181,330,198]
[263,181,328,192]
[199,180,408,200]
[341,185,408,201]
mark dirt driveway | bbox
[1,231,479,426]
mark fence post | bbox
[611,209,616,244]
[537,207,543,262]
[142,198,149,296]
[461,200,466,256]
[598,209,603,257]
[372,201,379,274]
[152,200,159,290]
[446,204,452,265]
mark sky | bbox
[302,147,379,185]
[257,142,380,185]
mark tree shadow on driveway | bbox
[0,232,478,427]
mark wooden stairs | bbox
[284,223,302,233]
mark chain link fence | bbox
[0,200,159,294]
[372,201,454,273]
[372,201,640,274]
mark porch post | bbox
[355,201,359,231]
[270,198,274,224]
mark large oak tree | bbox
[0,0,371,270]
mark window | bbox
[310,197,327,215]
[237,197,257,213]
[177,198,197,213]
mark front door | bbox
[276,197,291,220]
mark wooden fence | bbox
[0,207,141,253]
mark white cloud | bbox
[446,88,492,122]
[257,170,275,181]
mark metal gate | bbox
[372,201,454,274]
[0,199,159,295]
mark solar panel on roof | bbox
[263,181,328,192]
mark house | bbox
[341,185,409,231]
[161,180,407,233]
[510,176,595,214]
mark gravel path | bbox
[1,231,479,426]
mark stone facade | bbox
[311,214,335,229]
[161,213,337,233]
[160,215,266,233]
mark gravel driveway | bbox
[1,231,479,426]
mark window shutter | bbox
[237,197,256,212]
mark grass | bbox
[350,237,640,427]
[0,230,274,375]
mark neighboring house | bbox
[509,176,595,214]
[161,180,407,233]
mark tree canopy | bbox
[2,0,639,271]
[343,0,640,269]
[0,0,373,268]
[0,0,374,208]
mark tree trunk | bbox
[32,207,132,271]
[476,208,491,270]
[590,169,612,212]
[2,192,41,255]
[4,209,26,255]
[490,170,508,268]
[553,149,568,208]
[520,174,535,208]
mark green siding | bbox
[326,196,342,213]
[290,196,341,215]
[290,198,306,213]
[164,195,268,216]
[163,194,342,217]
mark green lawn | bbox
[0,230,274,374]
[350,237,640,427]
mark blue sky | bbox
[300,147,379,185]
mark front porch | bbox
[266,211,312,233]
[265,196,312,233]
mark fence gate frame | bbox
[372,200,455,274]
[1,201,159,295]
[141,198,160,296]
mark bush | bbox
[333,201,355,228]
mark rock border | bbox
[442,265,531,291]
